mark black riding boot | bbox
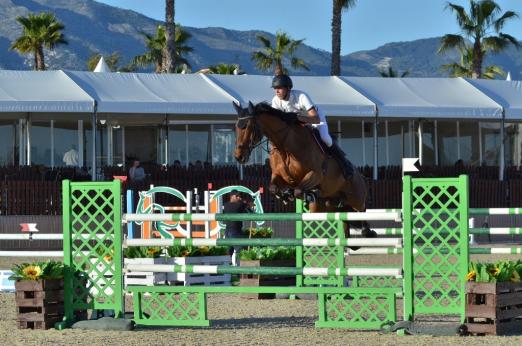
[328,142,354,179]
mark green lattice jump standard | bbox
[402,175,469,323]
[296,200,346,287]
[127,286,398,329]
[61,180,124,327]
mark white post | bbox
[50,120,54,168]
[500,118,505,181]
[385,120,389,166]
[362,120,366,166]
[122,126,126,168]
[78,120,84,168]
[26,116,31,165]
[373,120,378,180]
[456,120,461,160]
[434,120,439,166]
[418,120,423,166]
[469,218,477,245]
[186,190,192,238]
[204,190,210,239]
[479,122,483,165]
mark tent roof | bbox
[340,77,503,119]
[464,79,522,120]
[0,70,94,113]
[0,70,520,120]
[64,71,238,114]
[206,75,376,116]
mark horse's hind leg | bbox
[342,171,367,212]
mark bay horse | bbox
[232,101,376,239]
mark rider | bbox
[270,74,354,179]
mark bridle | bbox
[236,114,267,154]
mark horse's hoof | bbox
[362,228,377,238]
[348,246,361,251]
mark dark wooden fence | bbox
[2,164,522,215]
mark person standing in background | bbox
[222,190,251,266]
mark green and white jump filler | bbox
[61,175,469,329]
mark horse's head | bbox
[232,101,263,164]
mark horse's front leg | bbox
[270,174,294,204]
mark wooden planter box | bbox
[167,256,232,286]
[239,259,296,299]
[465,281,522,336]
[15,279,64,330]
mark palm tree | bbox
[207,63,242,75]
[251,31,309,76]
[441,46,505,79]
[438,0,520,79]
[378,66,410,78]
[10,12,67,70]
[164,0,176,73]
[132,25,192,73]
[331,0,357,76]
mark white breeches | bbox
[313,122,332,147]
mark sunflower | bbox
[22,265,42,280]
[181,250,190,257]
[103,254,113,262]
[489,267,501,277]
[512,271,521,283]
[466,270,476,281]
[147,248,160,255]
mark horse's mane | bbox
[254,102,298,118]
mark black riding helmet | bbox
[271,75,293,89]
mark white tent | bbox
[0,70,94,114]
[464,79,522,120]
[63,71,238,115]
[340,76,503,119]
[94,57,111,73]
[206,75,376,117]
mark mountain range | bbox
[0,0,521,79]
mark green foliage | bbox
[438,0,520,78]
[239,246,296,261]
[467,260,522,283]
[207,63,241,75]
[132,24,193,73]
[251,31,309,75]
[10,11,67,70]
[166,245,229,257]
[10,260,64,281]
[242,227,273,238]
[379,66,410,78]
[124,246,162,259]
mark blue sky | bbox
[98,0,522,54]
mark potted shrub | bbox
[242,227,273,239]
[166,245,231,286]
[10,260,64,329]
[239,246,296,298]
[465,260,522,335]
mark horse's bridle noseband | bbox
[236,114,265,153]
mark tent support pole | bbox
[418,120,423,166]
[91,104,97,181]
[500,117,505,181]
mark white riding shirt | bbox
[271,90,332,147]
